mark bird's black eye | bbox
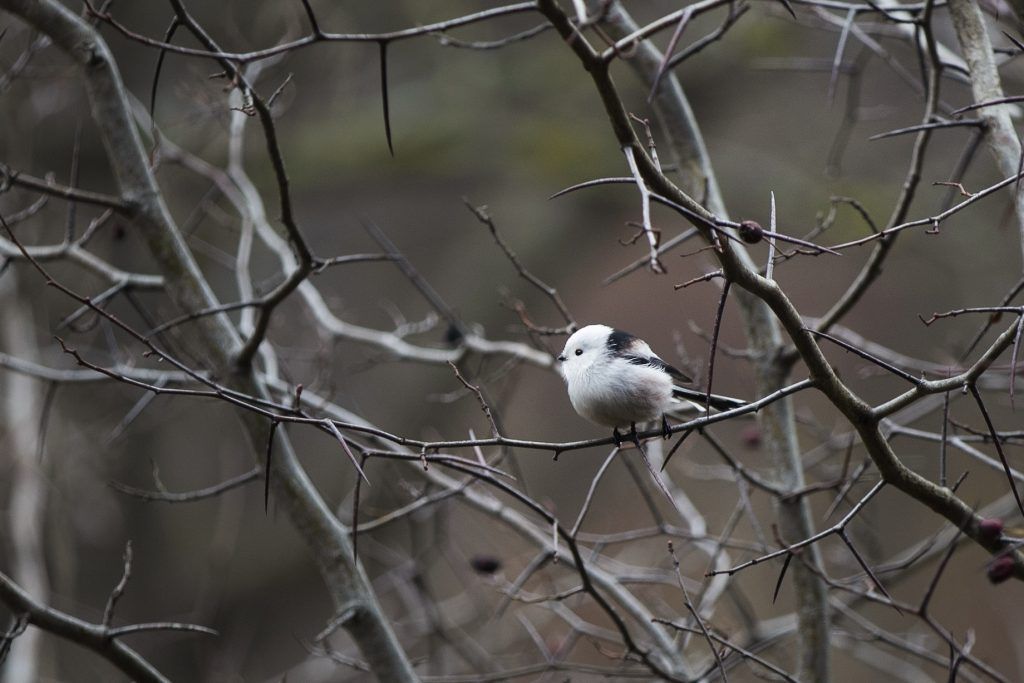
[575,349,583,356]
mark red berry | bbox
[987,555,1015,584]
[741,425,762,449]
[978,518,1004,540]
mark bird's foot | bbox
[629,422,643,450]
[612,428,623,448]
[661,415,672,440]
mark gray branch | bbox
[948,0,1024,267]
[0,1,417,679]
[591,3,831,679]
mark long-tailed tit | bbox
[556,324,745,445]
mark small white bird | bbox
[556,324,744,445]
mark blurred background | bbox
[2,1,1024,680]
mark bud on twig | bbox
[978,518,1004,541]
[987,555,1015,584]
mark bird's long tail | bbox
[672,386,746,412]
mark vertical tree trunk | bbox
[0,274,49,683]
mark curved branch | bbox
[948,0,1024,267]
[586,2,831,679]
[0,2,419,679]
[83,1,538,63]
[0,569,170,683]
[540,0,1024,597]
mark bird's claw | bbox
[629,422,642,450]
[661,415,671,440]
[614,423,650,449]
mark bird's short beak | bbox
[557,355,567,362]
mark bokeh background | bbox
[2,1,1024,680]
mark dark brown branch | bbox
[83,1,538,63]
[708,481,886,577]
[704,281,731,412]
[869,117,983,140]
[808,328,923,384]
[464,198,576,329]
[968,385,1024,519]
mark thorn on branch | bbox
[0,614,29,664]
[265,421,278,513]
[549,175,634,199]
[772,552,793,603]
[378,40,394,157]
[660,428,693,471]
[951,94,1024,117]
[324,420,369,484]
[148,17,181,139]
[968,384,1024,520]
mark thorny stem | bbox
[584,2,830,679]
[948,0,1024,268]
[0,1,418,680]
[3,1,1024,680]
[540,8,1024,682]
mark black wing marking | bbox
[624,354,693,383]
[609,328,694,382]
[606,328,642,355]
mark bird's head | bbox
[556,324,613,381]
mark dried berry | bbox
[444,323,463,345]
[470,555,501,575]
[978,518,1004,541]
[741,425,762,450]
[738,220,764,244]
[987,555,1015,584]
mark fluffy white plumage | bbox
[556,324,743,436]
[557,325,676,427]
